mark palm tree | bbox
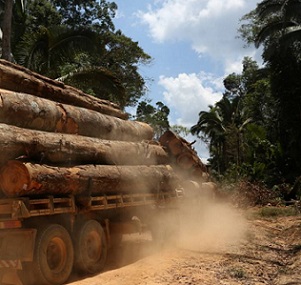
[191,96,252,174]
[15,25,127,107]
[254,0,301,60]
[17,26,99,76]
[252,0,301,175]
[191,103,227,174]
[57,65,126,108]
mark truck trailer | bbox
[0,60,208,285]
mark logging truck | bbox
[0,60,208,285]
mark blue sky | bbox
[112,0,261,162]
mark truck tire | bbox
[73,220,107,274]
[23,224,74,285]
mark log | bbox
[159,131,208,182]
[0,59,127,119]
[0,161,178,197]
[0,89,154,141]
[0,123,168,166]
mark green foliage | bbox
[239,0,301,183]
[192,56,286,186]
[170,125,190,137]
[3,0,151,109]
[136,100,170,139]
[202,0,301,189]
[49,0,117,31]
[25,0,62,31]
[16,26,98,76]
[192,92,252,176]
[100,30,151,107]
[258,206,299,218]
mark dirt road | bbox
[67,202,301,285]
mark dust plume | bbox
[176,194,247,253]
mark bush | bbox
[228,180,281,207]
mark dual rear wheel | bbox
[20,220,107,285]
[73,220,107,275]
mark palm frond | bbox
[57,66,126,107]
[255,20,297,47]
[16,26,102,76]
[282,1,301,20]
[280,26,301,43]
[238,117,253,132]
[257,1,283,20]
[15,0,26,17]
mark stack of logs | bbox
[159,131,209,184]
[0,60,180,198]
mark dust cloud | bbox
[68,187,247,285]
[176,194,247,253]
[107,189,247,267]
[106,191,247,269]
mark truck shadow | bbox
[69,232,158,283]
[106,232,157,270]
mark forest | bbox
[1,0,301,202]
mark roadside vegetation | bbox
[192,0,301,204]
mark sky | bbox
[112,0,261,162]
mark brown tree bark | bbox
[0,60,127,119]
[0,89,154,141]
[0,123,168,167]
[159,131,208,182]
[0,161,178,197]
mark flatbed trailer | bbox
[0,190,183,285]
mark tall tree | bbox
[49,0,117,31]
[1,0,13,61]
[240,0,301,180]
[191,58,278,180]
[191,105,226,174]
[136,100,170,139]
[11,0,151,109]
[1,0,25,61]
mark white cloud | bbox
[158,72,222,160]
[137,0,259,72]
[159,72,222,127]
[132,0,263,159]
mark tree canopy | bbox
[0,0,151,109]
[192,57,283,185]
[190,0,301,193]
[239,0,301,183]
[136,100,170,140]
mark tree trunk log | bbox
[159,131,208,182]
[0,60,127,119]
[0,89,153,141]
[0,123,168,167]
[0,161,178,197]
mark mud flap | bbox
[0,229,36,263]
[0,269,23,285]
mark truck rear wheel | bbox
[73,220,107,274]
[23,224,74,285]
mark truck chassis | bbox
[0,190,183,285]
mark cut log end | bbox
[0,160,30,197]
